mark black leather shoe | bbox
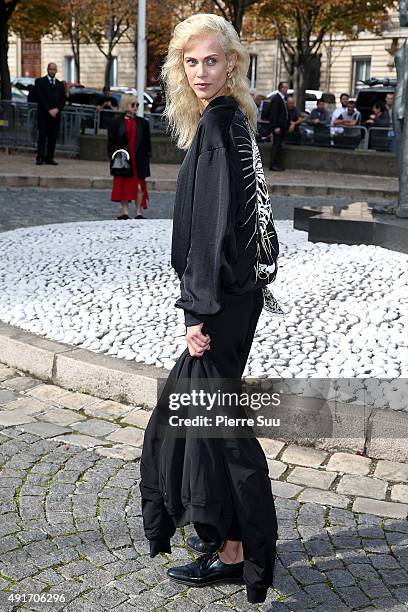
[36,159,43,165]
[44,159,58,165]
[167,551,244,587]
[186,535,220,554]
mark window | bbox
[64,56,77,83]
[248,54,257,89]
[109,57,118,88]
[352,57,371,96]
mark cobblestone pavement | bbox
[0,188,391,232]
[0,364,408,611]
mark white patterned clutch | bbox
[262,286,284,316]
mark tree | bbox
[252,0,395,111]
[0,0,58,99]
[80,0,136,88]
[57,0,94,83]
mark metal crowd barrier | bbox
[0,101,169,154]
[298,124,368,149]
[366,127,396,153]
[1,101,393,154]
[0,101,98,153]
[256,120,396,153]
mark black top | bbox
[267,93,289,132]
[370,112,391,128]
[171,95,279,326]
[107,114,152,180]
[34,76,66,115]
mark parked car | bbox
[11,77,35,92]
[11,86,28,104]
[67,87,103,107]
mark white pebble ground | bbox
[0,220,407,382]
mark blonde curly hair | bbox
[161,13,258,150]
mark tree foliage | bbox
[1,0,59,99]
[10,0,59,38]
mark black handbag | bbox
[110,148,133,177]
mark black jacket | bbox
[107,114,152,179]
[34,76,65,116]
[171,95,279,326]
[267,93,289,132]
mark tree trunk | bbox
[0,18,11,100]
[74,36,80,83]
[295,63,307,113]
[105,16,115,88]
[105,53,113,88]
[69,30,81,83]
[233,6,244,34]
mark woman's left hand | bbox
[186,323,211,357]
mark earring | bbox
[227,71,231,79]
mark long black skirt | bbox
[139,289,279,603]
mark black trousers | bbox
[194,289,265,543]
[37,111,60,161]
[269,132,285,169]
[140,288,278,603]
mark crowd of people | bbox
[252,83,396,171]
[32,61,395,195]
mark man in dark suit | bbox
[35,63,66,165]
[267,81,289,171]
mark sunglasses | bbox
[130,102,139,108]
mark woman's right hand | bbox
[186,323,211,357]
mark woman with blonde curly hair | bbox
[140,13,280,604]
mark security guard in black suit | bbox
[35,62,66,165]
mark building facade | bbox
[8,33,140,89]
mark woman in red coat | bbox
[108,94,152,219]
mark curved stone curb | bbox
[0,173,397,200]
[0,320,162,408]
[0,319,407,462]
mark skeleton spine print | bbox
[232,112,279,284]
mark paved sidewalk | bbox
[1,363,407,611]
[0,152,398,199]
